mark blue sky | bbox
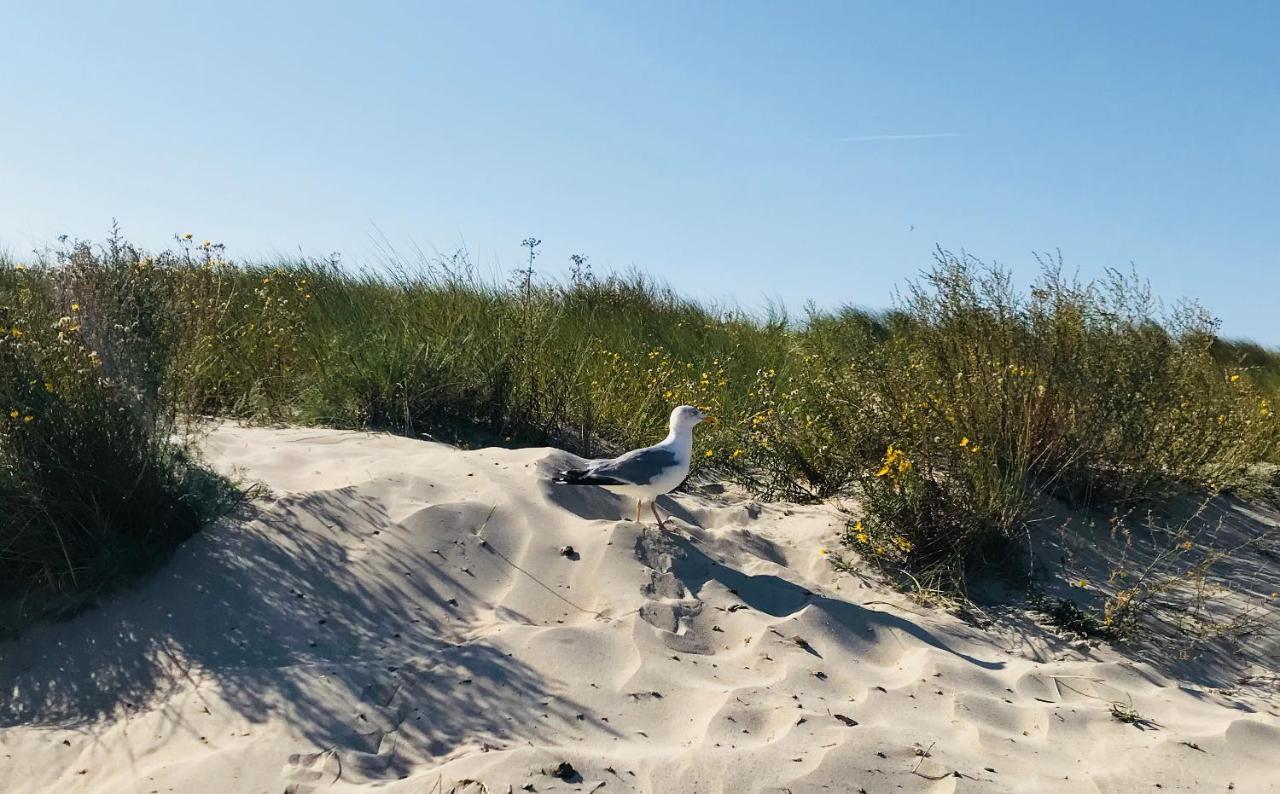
[2,2,1277,343]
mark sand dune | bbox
[2,425,1278,793]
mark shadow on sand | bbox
[0,488,608,777]
[650,528,1007,671]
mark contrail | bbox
[834,133,960,142]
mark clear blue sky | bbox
[3,2,1277,343]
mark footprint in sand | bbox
[280,748,341,794]
[635,528,714,654]
[280,677,411,789]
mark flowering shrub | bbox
[821,254,1280,591]
[0,236,237,634]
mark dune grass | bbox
[3,234,1278,631]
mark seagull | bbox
[553,405,710,529]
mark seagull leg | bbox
[651,500,667,531]
[635,499,642,523]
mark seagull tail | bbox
[552,468,588,485]
[553,468,626,486]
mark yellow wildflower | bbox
[1074,579,1089,588]
[8,410,17,419]
[1229,373,1241,383]
[22,415,32,423]
[875,464,891,477]
[704,449,714,458]
[9,327,22,338]
[959,437,969,447]
[70,302,80,312]
[855,532,869,544]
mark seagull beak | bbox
[702,414,717,425]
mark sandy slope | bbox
[2,425,1278,793]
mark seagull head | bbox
[670,405,711,432]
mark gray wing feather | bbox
[588,446,679,485]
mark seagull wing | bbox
[556,446,679,486]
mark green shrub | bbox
[0,236,238,635]
[824,253,1279,591]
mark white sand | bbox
[2,425,1278,793]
